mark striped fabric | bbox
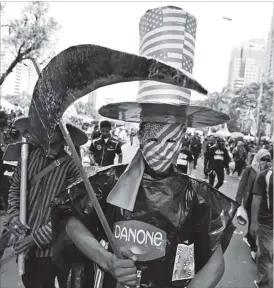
[141,122,186,173]
[7,148,79,257]
[138,6,197,104]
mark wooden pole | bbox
[59,120,141,288]
[18,138,29,275]
[59,120,122,256]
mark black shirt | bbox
[252,168,273,227]
[89,136,122,167]
[208,146,230,170]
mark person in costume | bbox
[46,6,238,288]
[7,117,88,288]
[52,99,238,288]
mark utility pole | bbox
[256,72,264,142]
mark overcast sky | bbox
[2,1,273,107]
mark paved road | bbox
[0,145,256,288]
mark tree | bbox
[228,80,273,135]
[192,81,273,134]
[0,2,60,86]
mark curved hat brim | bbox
[98,102,230,128]
[14,117,88,146]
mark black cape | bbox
[51,164,238,288]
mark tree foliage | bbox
[74,101,101,120]
[3,92,32,108]
[0,2,60,86]
[193,80,273,135]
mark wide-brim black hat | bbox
[98,101,229,127]
[14,117,88,146]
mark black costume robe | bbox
[51,163,238,288]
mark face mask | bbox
[139,122,186,173]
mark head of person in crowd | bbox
[99,120,112,139]
[138,121,187,174]
[251,148,272,173]
[215,137,225,148]
[180,137,189,150]
[208,135,216,144]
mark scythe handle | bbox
[59,121,142,288]
[18,139,29,275]
[59,121,122,256]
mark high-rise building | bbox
[264,14,274,81]
[227,39,265,91]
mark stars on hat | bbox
[182,55,193,73]
[186,14,197,38]
[140,8,163,38]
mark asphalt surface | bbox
[0,144,257,288]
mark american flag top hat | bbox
[99,6,229,127]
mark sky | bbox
[1,1,273,108]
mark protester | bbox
[6,117,87,288]
[207,137,230,190]
[203,135,216,179]
[51,97,237,288]
[251,165,273,288]
[235,149,271,261]
[232,141,247,178]
[190,134,202,169]
[176,138,194,174]
[89,120,123,167]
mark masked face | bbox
[259,156,272,171]
[138,122,186,173]
[47,131,64,159]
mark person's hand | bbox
[250,222,259,237]
[106,247,138,287]
[9,216,29,238]
[14,234,36,255]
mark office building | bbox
[227,39,265,91]
[264,15,274,80]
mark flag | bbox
[138,6,197,104]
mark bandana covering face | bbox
[139,122,186,173]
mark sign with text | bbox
[113,220,167,261]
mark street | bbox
[0,145,256,288]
